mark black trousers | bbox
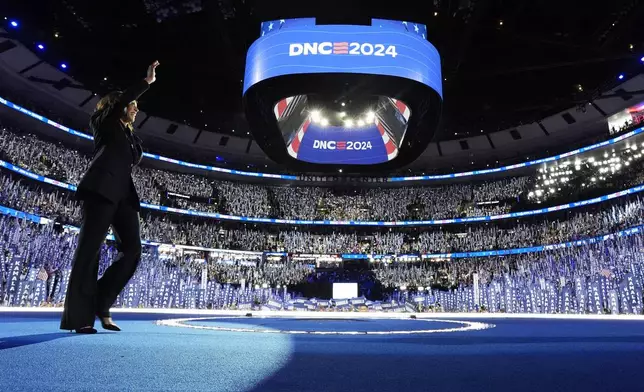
[60,195,141,330]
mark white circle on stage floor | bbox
[156,316,496,335]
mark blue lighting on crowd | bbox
[9,20,18,28]
[0,202,642,260]
[1,154,644,227]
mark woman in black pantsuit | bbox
[60,61,159,334]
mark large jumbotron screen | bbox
[243,18,442,166]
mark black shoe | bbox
[98,317,121,332]
[75,326,97,334]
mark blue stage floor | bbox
[1,311,644,391]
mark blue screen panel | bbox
[244,18,442,97]
[296,123,389,164]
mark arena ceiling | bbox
[2,0,644,142]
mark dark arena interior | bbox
[1,0,644,391]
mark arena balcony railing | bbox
[0,201,642,260]
[1,94,644,183]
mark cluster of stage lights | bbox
[309,109,376,128]
[5,18,66,69]
[528,142,644,200]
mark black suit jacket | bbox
[76,79,149,211]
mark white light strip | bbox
[156,316,494,335]
[167,192,190,199]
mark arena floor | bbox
[1,310,644,392]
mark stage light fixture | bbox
[37,44,44,50]
[338,111,346,118]
[340,102,346,107]
[344,119,354,127]
[357,119,365,127]
[60,63,67,69]
[618,74,624,80]
[365,111,375,121]
[311,110,321,122]
[320,118,329,126]
[10,20,18,28]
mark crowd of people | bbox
[0,126,536,221]
[373,234,643,291]
[527,142,644,202]
[208,261,313,288]
[1,212,642,314]
[1,96,644,314]
[0,175,82,224]
[3,124,644,225]
[1,169,643,255]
